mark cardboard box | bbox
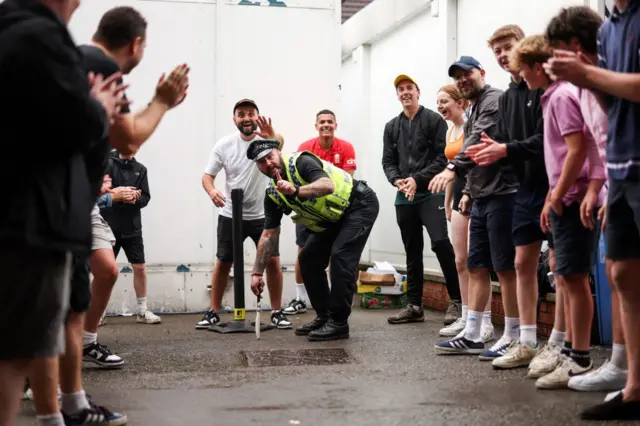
[358,271,395,285]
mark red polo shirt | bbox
[297,137,357,171]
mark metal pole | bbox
[231,188,245,320]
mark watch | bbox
[446,163,456,172]
[293,186,300,197]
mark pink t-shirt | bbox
[541,82,600,206]
[579,88,608,180]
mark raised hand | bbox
[155,64,190,108]
[254,116,275,139]
[274,169,295,195]
[89,72,130,124]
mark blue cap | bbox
[448,56,483,77]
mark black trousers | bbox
[395,195,460,306]
[298,184,380,323]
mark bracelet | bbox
[294,186,300,197]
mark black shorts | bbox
[452,175,472,213]
[69,254,92,313]
[606,179,640,260]
[512,200,549,247]
[467,194,516,272]
[216,215,279,262]
[295,223,312,248]
[114,235,145,264]
[550,202,599,276]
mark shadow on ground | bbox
[17,309,634,426]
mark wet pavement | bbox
[16,309,637,425]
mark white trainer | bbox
[568,360,628,392]
[536,355,593,389]
[481,322,495,343]
[439,317,466,337]
[137,310,162,324]
[527,343,562,379]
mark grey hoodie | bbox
[450,84,519,200]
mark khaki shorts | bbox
[91,206,115,251]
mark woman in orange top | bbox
[436,84,488,337]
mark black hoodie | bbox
[101,152,151,238]
[0,0,109,253]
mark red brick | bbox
[425,282,443,292]
[538,312,555,326]
[492,314,505,325]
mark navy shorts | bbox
[467,194,516,272]
[550,202,599,276]
[512,201,549,247]
[606,179,640,260]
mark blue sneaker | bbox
[63,401,127,425]
[435,336,484,354]
[478,335,515,361]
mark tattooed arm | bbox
[297,178,334,199]
[252,227,281,275]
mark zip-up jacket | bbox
[382,106,448,191]
[0,0,109,254]
[450,85,519,199]
[101,152,151,238]
[497,79,548,205]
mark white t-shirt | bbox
[204,132,269,221]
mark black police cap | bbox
[247,139,280,161]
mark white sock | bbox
[83,331,97,347]
[295,284,307,301]
[462,305,469,321]
[520,325,537,347]
[611,343,627,370]
[548,328,566,347]
[137,297,148,313]
[463,310,483,342]
[504,317,520,340]
[36,413,65,426]
[61,390,90,415]
[483,311,492,324]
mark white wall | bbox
[68,0,341,313]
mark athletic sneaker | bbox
[63,401,127,425]
[195,310,220,329]
[536,355,593,389]
[137,310,161,324]
[387,304,424,324]
[83,342,124,368]
[481,321,495,343]
[434,336,484,354]
[527,343,562,379]
[439,317,466,337]
[271,310,293,329]
[568,360,628,392]
[283,299,308,315]
[478,335,514,361]
[492,341,539,369]
[23,385,61,401]
[443,301,461,326]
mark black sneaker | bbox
[82,342,124,368]
[580,392,640,421]
[387,304,424,324]
[63,401,127,425]
[195,310,220,330]
[282,299,308,315]
[271,310,293,329]
[434,336,485,354]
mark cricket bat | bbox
[255,294,261,340]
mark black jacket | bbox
[497,79,548,206]
[101,152,150,238]
[0,0,108,253]
[450,85,519,199]
[382,106,448,191]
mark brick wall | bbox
[422,279,555,338]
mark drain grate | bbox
[241,348,354,367]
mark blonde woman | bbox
[436,85,494,341]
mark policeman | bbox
[246,140,379,341]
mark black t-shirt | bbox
[264,154,330,229]
[78,45,131,196]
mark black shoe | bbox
[307,319,349,341]
[387,304,424,324]
[82,342,124,369]
[295,317,328,336]
[195,309,220,329]
[63,400,127,425]
[580,392,640,421]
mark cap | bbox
[233,98,259,113]
[247,139,280,162]
[394,74,419,89]
[448,56,483,77]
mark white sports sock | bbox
[504,317,520,340]
[520,325,537,347]
[36,413,65,426]
[61,390,90,415]
[548,328,566,347]
[611,343,627,370]
[295,284,307,301]
[463,310,482,342]
[462,305,469,321]
[483,311,492,323]
[137,297,148,313]
[83,331,97,347]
